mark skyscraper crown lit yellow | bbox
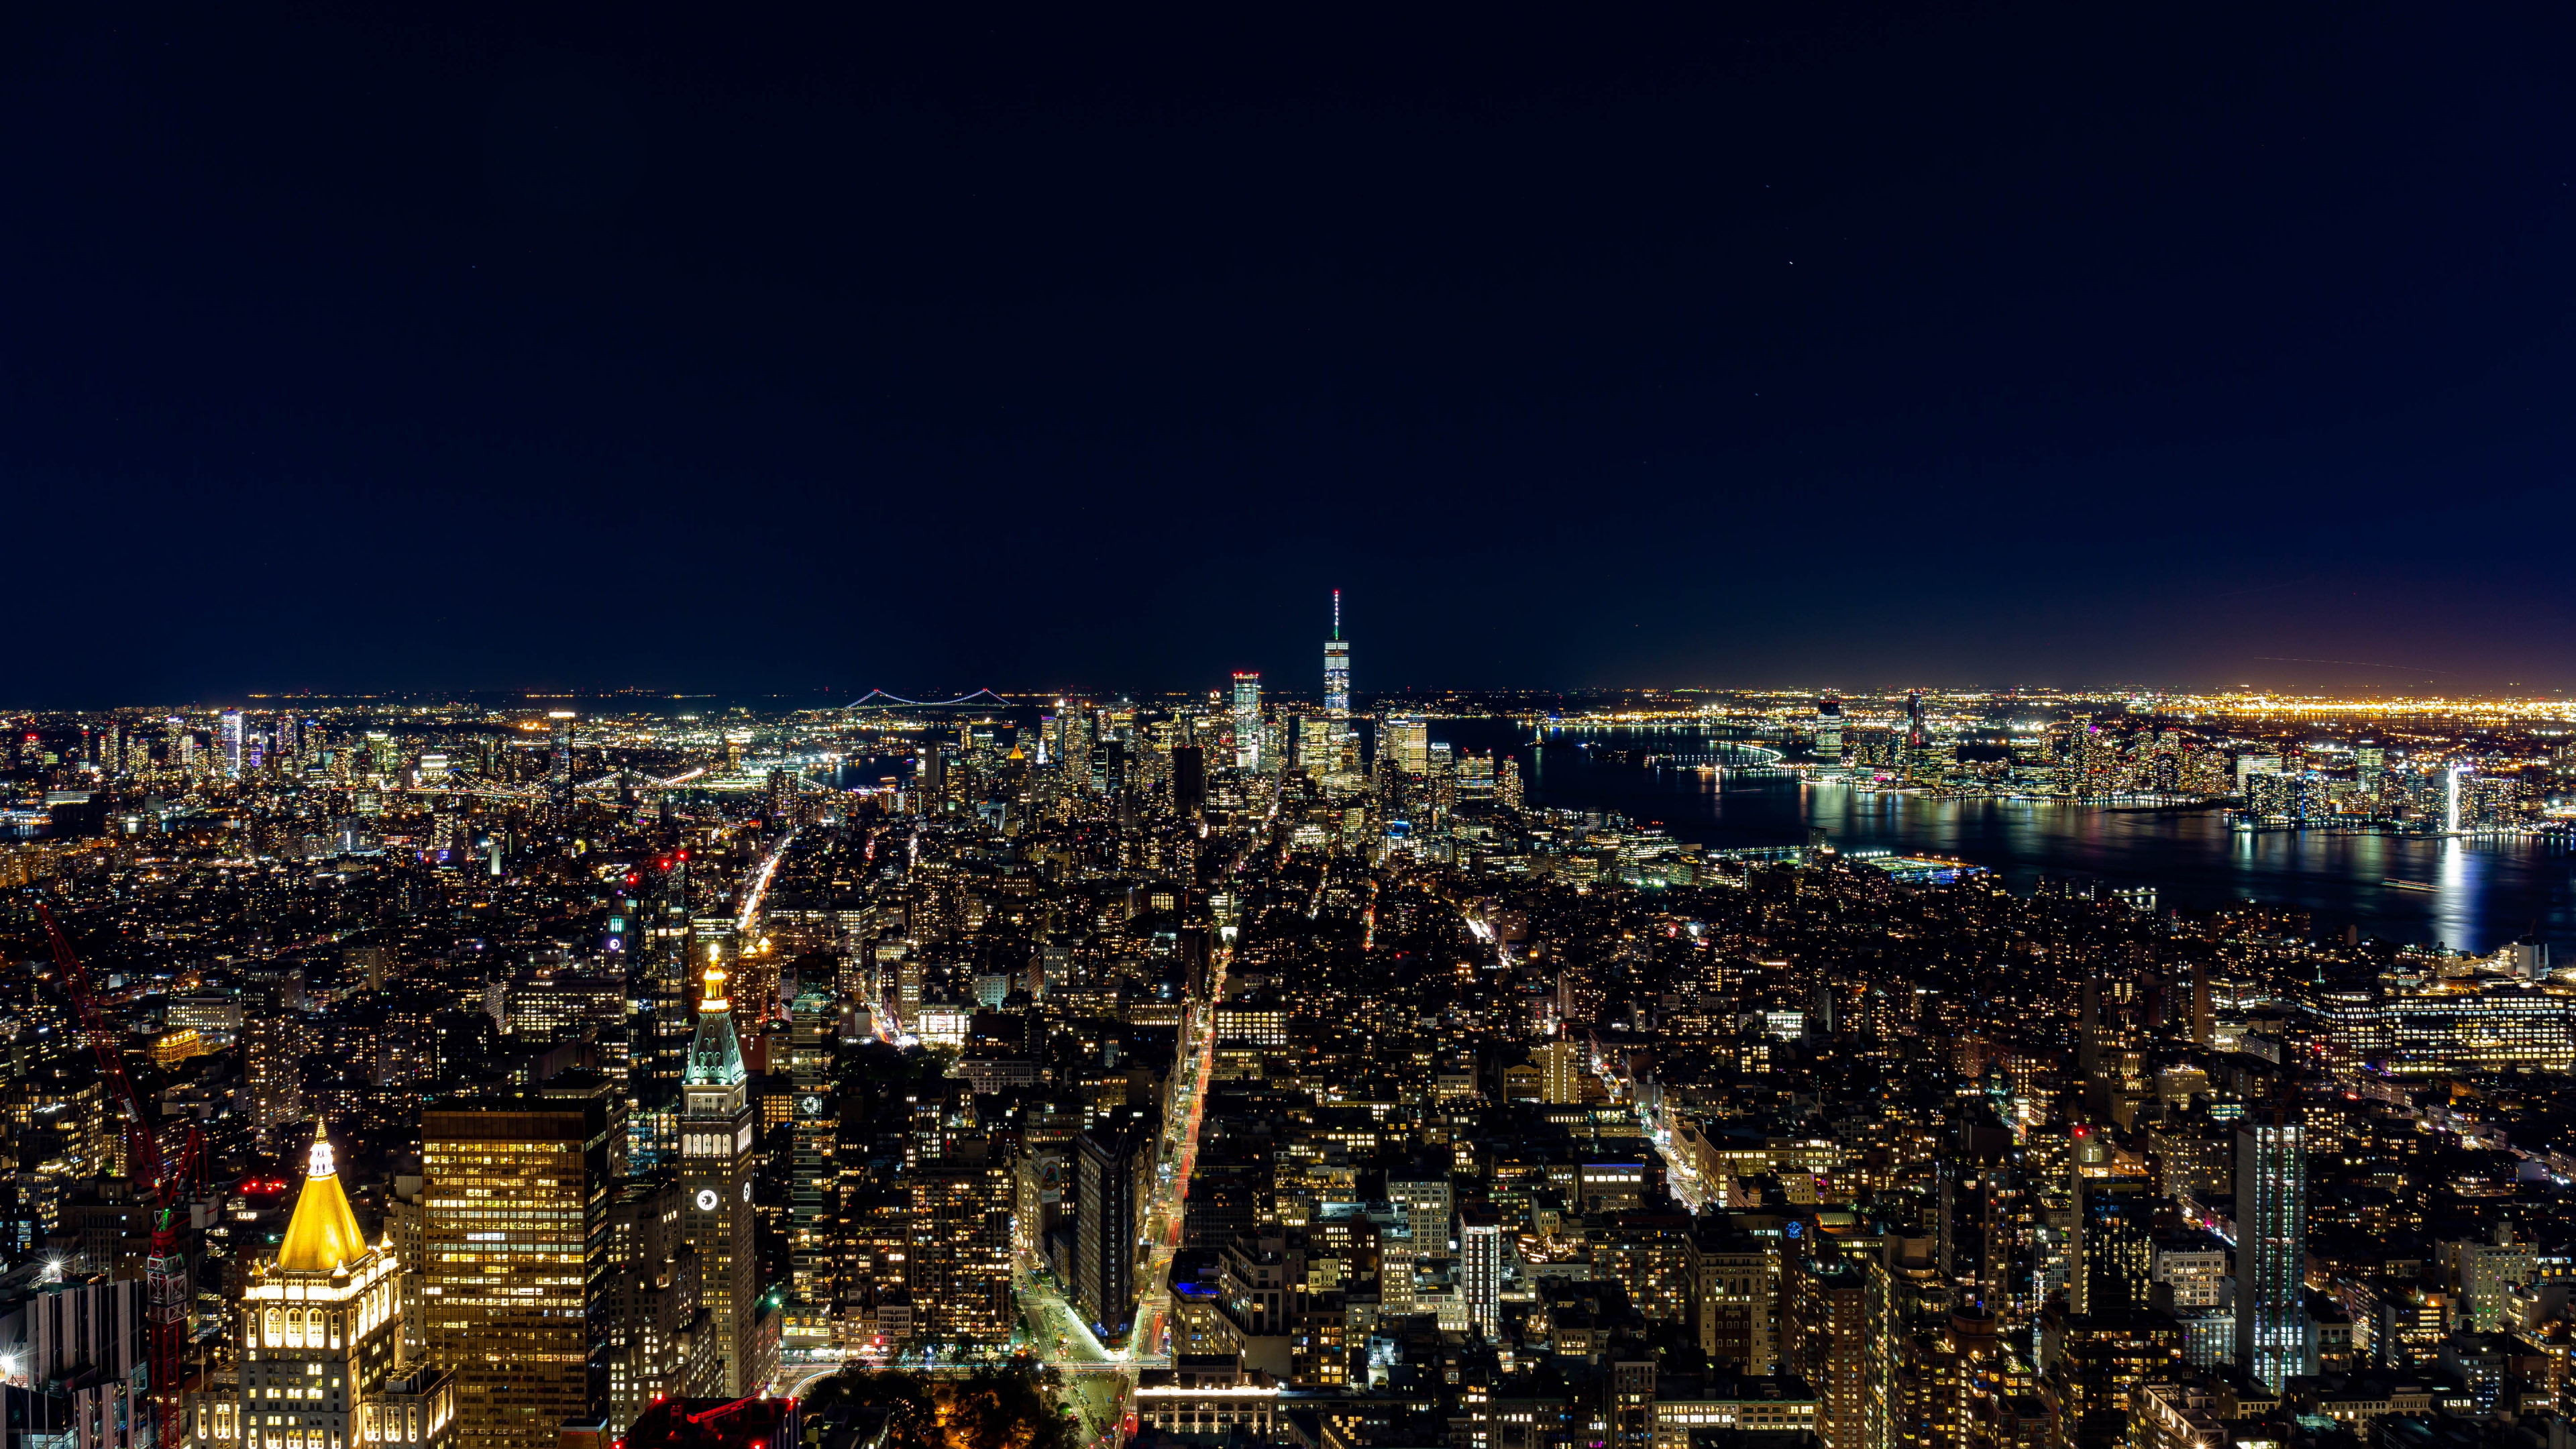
[701,948,729,1013]
[274,1132,367,1274]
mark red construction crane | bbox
[40,904,204,1449]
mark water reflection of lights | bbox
[2432,840,2479,953]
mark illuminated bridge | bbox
[1640,747,1790,777]
[843,688,1022,711]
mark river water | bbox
[1432,720,2576,955]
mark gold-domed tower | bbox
[186,1132,452,1449]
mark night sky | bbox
[9,3,2575,704]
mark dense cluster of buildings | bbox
[6,639,2576,1449]
[1755,693,2576,830]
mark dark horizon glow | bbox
[7,3,2575,704]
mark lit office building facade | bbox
[420,1100,610,1449]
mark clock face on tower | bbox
[696,1188,720,1212]
[743,1181,755,1203]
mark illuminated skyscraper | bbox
[1385,716,1429,775]
[244,1014,312,1139]
[547,712,575,818]
[598,1179,716,1429]
[1231,673,1263,770]
[221,709,245,779]
[1460,1205,1503,1338]
[1782,1254,1869,1449]
[1297,716,1336,783]
[787,977,838,1306]
[1057,709,1093,780]
[908,1149,1015,1346]
[635,854,695,1151]
[1087,738,1128,795]
[914,731,944,807]
[2078,970,2147,1086]
[1815,698,1844,765]
[1324,590,1350,716]
[2069,1167,2153,1317]
[2235,1105,2308,1389]
[1537,1036,1585,1105]
[680,955,761,1393]
[605,871,637,960]
[1903,692,1944,784]
[421,1099,608,1449]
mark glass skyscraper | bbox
[1231,672,1262,770]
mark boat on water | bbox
[2381,879,2438,893]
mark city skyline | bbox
[23,681,2576,713]
[5,649,2574,1449]
[9,10,2576,1449]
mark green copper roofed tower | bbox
[680,951,762,1392]
[685,951,748,1089]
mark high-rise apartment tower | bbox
[2236,1104,2309,1389]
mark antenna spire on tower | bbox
[1332,588,1341,640]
